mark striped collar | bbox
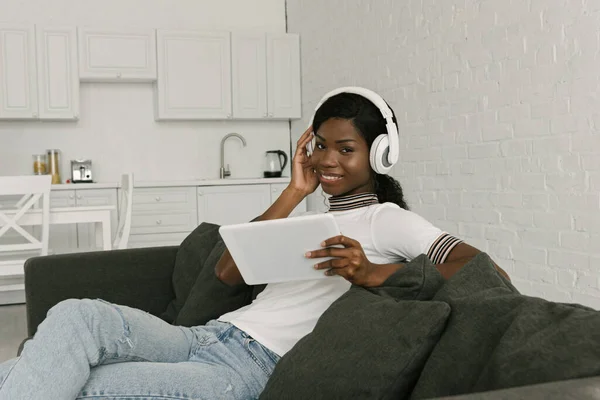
[328,192,379,212]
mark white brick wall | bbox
[287,0,600,309]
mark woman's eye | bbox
[340,148,354,153]
[315,143,325,150]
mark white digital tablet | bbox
[219,213,341,285]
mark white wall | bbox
[287,0,600,308]
[0,0,290,182]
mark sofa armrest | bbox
[432,376,600,399]
[24,246,178,336]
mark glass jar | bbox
[46,149,61,184]
[32,154,47,175]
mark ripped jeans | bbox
[0,299,280,400]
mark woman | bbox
[0,89,507,400]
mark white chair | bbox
[0,175,51,304]
[113,173,133,250]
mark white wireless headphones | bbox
[307,86,400,174]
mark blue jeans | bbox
[0,299,280,400]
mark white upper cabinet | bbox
[231,32,268,119]
[231,33,301,119]
[267,34,301,119]
[0,24,38,119]
[78,27,157,82]
[36,26,79,120]
[155,30,232,120]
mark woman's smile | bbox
[318,171,344,185]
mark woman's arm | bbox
[364,242,510,287]
[214,187,307,285]
[215,126,319,286]
[308,238,509,288]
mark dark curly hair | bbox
[312,92,409,210]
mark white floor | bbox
[0,304,27,363]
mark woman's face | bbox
[310,118,374,197]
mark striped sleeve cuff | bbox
[426,233,463,264]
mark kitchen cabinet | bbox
[0,24,38,119]
[269,183,307,216]
[267,34,301,119]
[231,33,301,119]
[128,186,197,248]
[36,26,79,120]
[231,33,268,119]
[48,189,118,253]
[78,27,157,82]
[197,185,271,226]
[0,24,79,120]
[155,30,232,120]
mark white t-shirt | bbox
[218,202,461,356]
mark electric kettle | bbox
[264,150,288,178]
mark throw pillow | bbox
[175,237,265,327]
[410,252,600,399]
[160,223,223,323]
[260,256,451,400]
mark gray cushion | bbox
[260,255,450,400]
[160,223,223,323]
[160,222,266,327]
[410,252,600,399]
[175,238,265,326]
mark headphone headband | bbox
[308,86,399,169]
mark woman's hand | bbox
[305,235,377,286]
[289,126,319,196]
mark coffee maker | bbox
[71,159,94,183]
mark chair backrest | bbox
[0,175,51,257]
[113,173,134,250]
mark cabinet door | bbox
[75,189,118,251]
[231,33,267,119]
[0,24,38,119]
[197,185,270,226]
[48,191,78,254]
[270,183,307,216]
[266,34,301,119]
[130,187,197,235]
[78,28,157,82]
[36,26,79,120]
[156,30,232,120]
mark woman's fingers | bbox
[305,247,349,260]
[313,257,348,271]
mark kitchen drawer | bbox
[132,187,196,212]
[131,210,198,235]
[128,232,188,249]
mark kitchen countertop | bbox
[50,177,292,190]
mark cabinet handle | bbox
[198,192,203,196]
[77,194,82,200]
[156,219,162,225]
[268,112,273,117]
[272,188,277,192]
[116,72,122,78]
[227,114,233,119]
[69,194,74,199]
[155,196,161,202]
[32,112,38,118]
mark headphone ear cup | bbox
[370,134,392,174]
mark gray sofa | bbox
[22,223,600,399]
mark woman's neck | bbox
[328,192,379,212]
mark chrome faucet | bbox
[220,133,247,178]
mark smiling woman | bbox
[0,87,508,400]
